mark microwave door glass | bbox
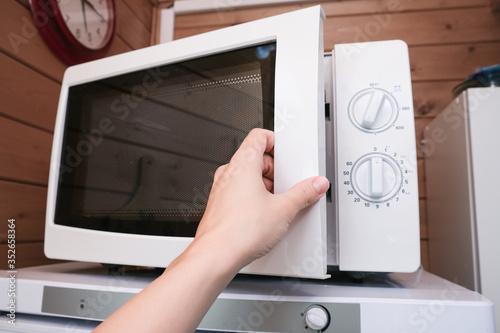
[55,42,276,237]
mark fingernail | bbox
[312,177,330,194]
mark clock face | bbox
[57,0,113,50]
[29,0,116,65]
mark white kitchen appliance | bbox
[424,86,500,329]
[0,263,495,332]
[44,6,420,279]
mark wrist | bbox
[164,233,243,285]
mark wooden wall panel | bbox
[14,0,27,8]
[172,0,500,271]
[323,7,500,48]
[419,199,427,239]
[415,118,433,159]
[0,0,154,269]
[0,181,47,243]
[0,0,67,82]
[0,117,52,185]
[174,0,489,31]
[420,240,429,270]
[412,81,460,118]
[410,43,500,81]
[115,0,151,49]
[109,34,135,56]
[175,7,500,48]
[175,6,500,48]
[122,0,154,30]
[0,52,59,132]
[417,159,426,200]
[492,0,500,11]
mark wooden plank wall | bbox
[0,0,154,269]
[173,0,500,270]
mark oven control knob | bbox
[349,89,398,132]
[304,305,329,331]
[351,153,402,202]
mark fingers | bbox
[213,164,228,184]
[213,129,275,192]
[262,153,274,192]
[246,128,274,155]
[262,153,274,181]
[262,177,274,193]
[231,129,274,166]
[279,176,329,215]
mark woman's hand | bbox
[195,128,330,269]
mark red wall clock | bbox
[29,0,116,66]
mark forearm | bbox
[94,235,240,333]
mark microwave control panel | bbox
[326,40,420,273]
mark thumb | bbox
[279,176,330,215]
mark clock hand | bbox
[83,0,107,23]
[80,0,88,33]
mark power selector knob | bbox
[349,89,397,132]
[351,154,402,202]
[304,305,329,331]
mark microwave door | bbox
[46,6,328,279]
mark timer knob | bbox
[349,89,398,132]
[304,305,329,331]
[351,153,402,202]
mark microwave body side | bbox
[44,6,329,279]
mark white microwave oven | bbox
[45,6,420,279]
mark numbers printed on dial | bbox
[57,0,111,49]
[342,148,414,208]
[348,88,398,133]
